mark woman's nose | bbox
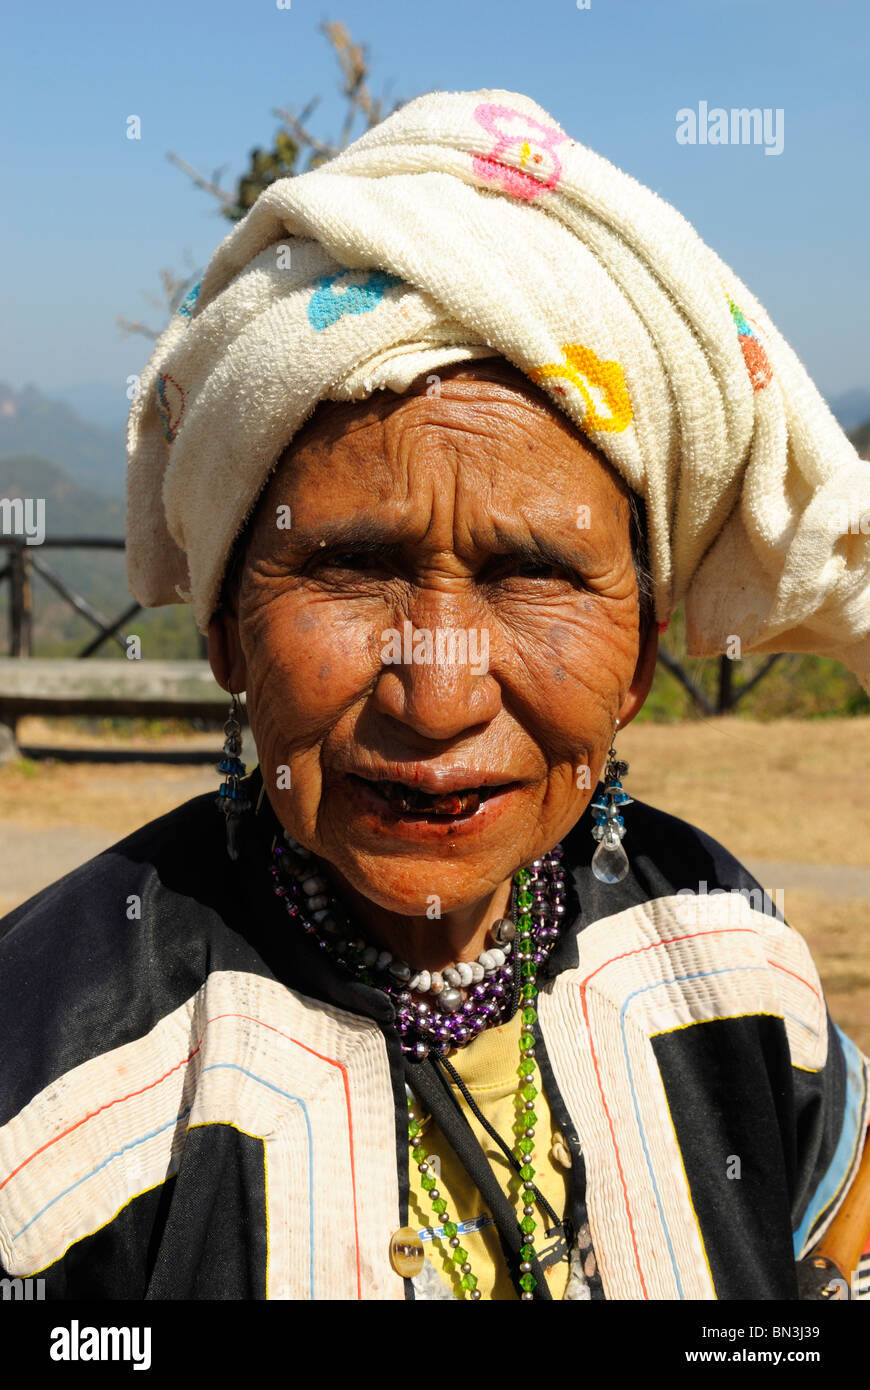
[371,614,501,740]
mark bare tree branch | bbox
[322,19,388,151]
[297,95,321,126]
[322,19,382,137]
[124,21,397,347]
[272,107,338,161]
[165,152,237,212]
[116,316,160,342]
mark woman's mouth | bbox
[346,774,517,821]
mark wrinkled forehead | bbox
[243,359,636,569]
[220,356,644,612]
[284,355,610,467]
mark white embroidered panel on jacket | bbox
[537,893,828,1301]
[0,970,404,1300]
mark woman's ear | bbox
[207,609,248,694]
[615,615,659,731]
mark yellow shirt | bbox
[407,1009,573,1300]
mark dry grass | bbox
[0,758,214,831]
[619,716,870,866]
[620,718,870,1052]
[1,715,867,1050]
[789,892,870,1049]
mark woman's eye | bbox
[514,560,561,579]
[311,549,385,572]
[494,558,567,582]
[326,552,366,568]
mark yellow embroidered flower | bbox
[529,343,633,432]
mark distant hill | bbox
[0,383,126,496]
[0,453,199,658]
[0,453,124,536]
[49,381,132,434]
[849,418,870,460]
[831,388,870,434]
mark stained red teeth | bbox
[375,780,483,816]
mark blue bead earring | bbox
[590,722,632,884]
[216,693,251,861]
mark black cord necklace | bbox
[267,830,570,1299]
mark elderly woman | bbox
[1,89,868,1303]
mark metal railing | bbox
[0,537,141,659]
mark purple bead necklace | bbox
[267,830,567,1059]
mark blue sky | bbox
[1,0,867,412]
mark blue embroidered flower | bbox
[307,268,402,332]
[176,281,201,320]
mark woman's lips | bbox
[350,775,499,817]
[341,773,524,839]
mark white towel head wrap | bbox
[126,88,870,688]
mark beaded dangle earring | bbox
[590,720,632,884]
[216,693,251,861]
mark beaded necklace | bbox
[268,834,567,1299]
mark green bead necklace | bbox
[406,861,556,1301]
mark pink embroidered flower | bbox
[472,102,568,200]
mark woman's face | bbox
[211,361,657,917]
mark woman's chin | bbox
[315,789,544,918]
[321,863,507,922]
[307,781,554,912]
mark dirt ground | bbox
[1,714,867,1051]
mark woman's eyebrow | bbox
[489,523,596,573]
[288,518,595,570]
[288,518,404,552]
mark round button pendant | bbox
[389,1226,425,1278]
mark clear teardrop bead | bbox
[591,837,629,884]
[226,813,241,862]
